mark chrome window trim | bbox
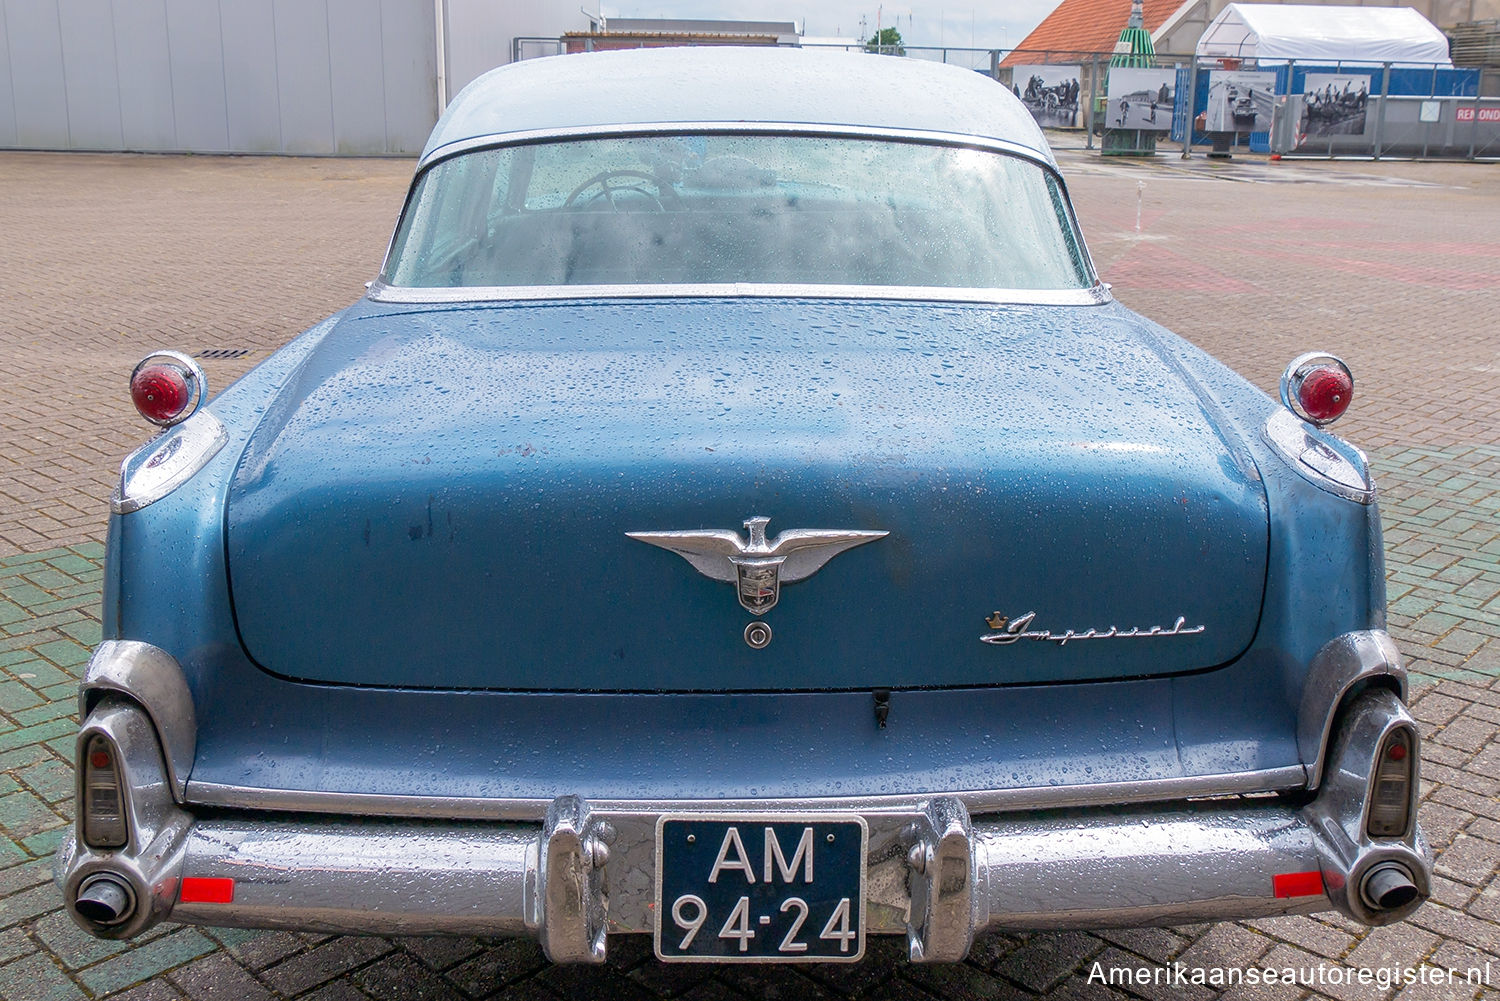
[184,764,1308,824]
[367,280,1113,307]
[417,122,1057,172]
[379,122,1101,306]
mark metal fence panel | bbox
[1366,95,1500,157]
[995,50,1088,148]
[1171,66,1191,143]
[5,0,71,148]
[1261,58,1490,157]
[57,0,125,150]
[888,45,995,72]
[996,50,1197,153]
[112,0,177,151]
[221,0,283,152]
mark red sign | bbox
[1455,107,1500,123]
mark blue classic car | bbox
[60,47,1427,963]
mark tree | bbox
[865,27,905,55]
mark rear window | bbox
[382,133,1094,291]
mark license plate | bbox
[655,815,867,962]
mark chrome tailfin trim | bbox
[1306,688,1428,926]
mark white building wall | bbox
[0,0,438,154]
[441,0,591,101]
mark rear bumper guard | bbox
[58,690,1428,961]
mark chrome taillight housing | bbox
[81,734,128,849]
[1280,352,1354,426]
[129,351,207,428]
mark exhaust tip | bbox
[74,874,135,926]
[1361,862,1419,912]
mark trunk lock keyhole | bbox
[744,622,772,649]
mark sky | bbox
[596,1,1060,49]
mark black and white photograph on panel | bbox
[1205,70,1277,133]
[1300,73,1372,137]
[1105,67,1175,131]
[1012,65,1082,128]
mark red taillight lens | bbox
[128,351,206,428]
[1296,366,1353,423]
[130,363,191,425]
[1280,353,1355,427]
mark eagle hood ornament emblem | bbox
[627,517,888,615]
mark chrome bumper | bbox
[59,686,1429,962]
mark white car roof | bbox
[422,46,1054,166]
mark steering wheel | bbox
[564,169,679,211]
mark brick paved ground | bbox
[0,148,1497,1000]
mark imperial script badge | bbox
[627,517,888,615]
[981,611,1206,646]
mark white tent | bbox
[1195,4,1452,65]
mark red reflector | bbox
[1296,366,1353,423]
[1273,871,1325,898]
[179,877,235,904]
[1388,743,1408,761]
[89,750,112,769]
[130,363,191,425]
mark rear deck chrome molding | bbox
[183,765,1310,823]
[366,279,1112,308]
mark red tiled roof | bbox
[1004,0,1184,64]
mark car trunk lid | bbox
[224,298,1267,691]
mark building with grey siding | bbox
[0,0,589,155]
